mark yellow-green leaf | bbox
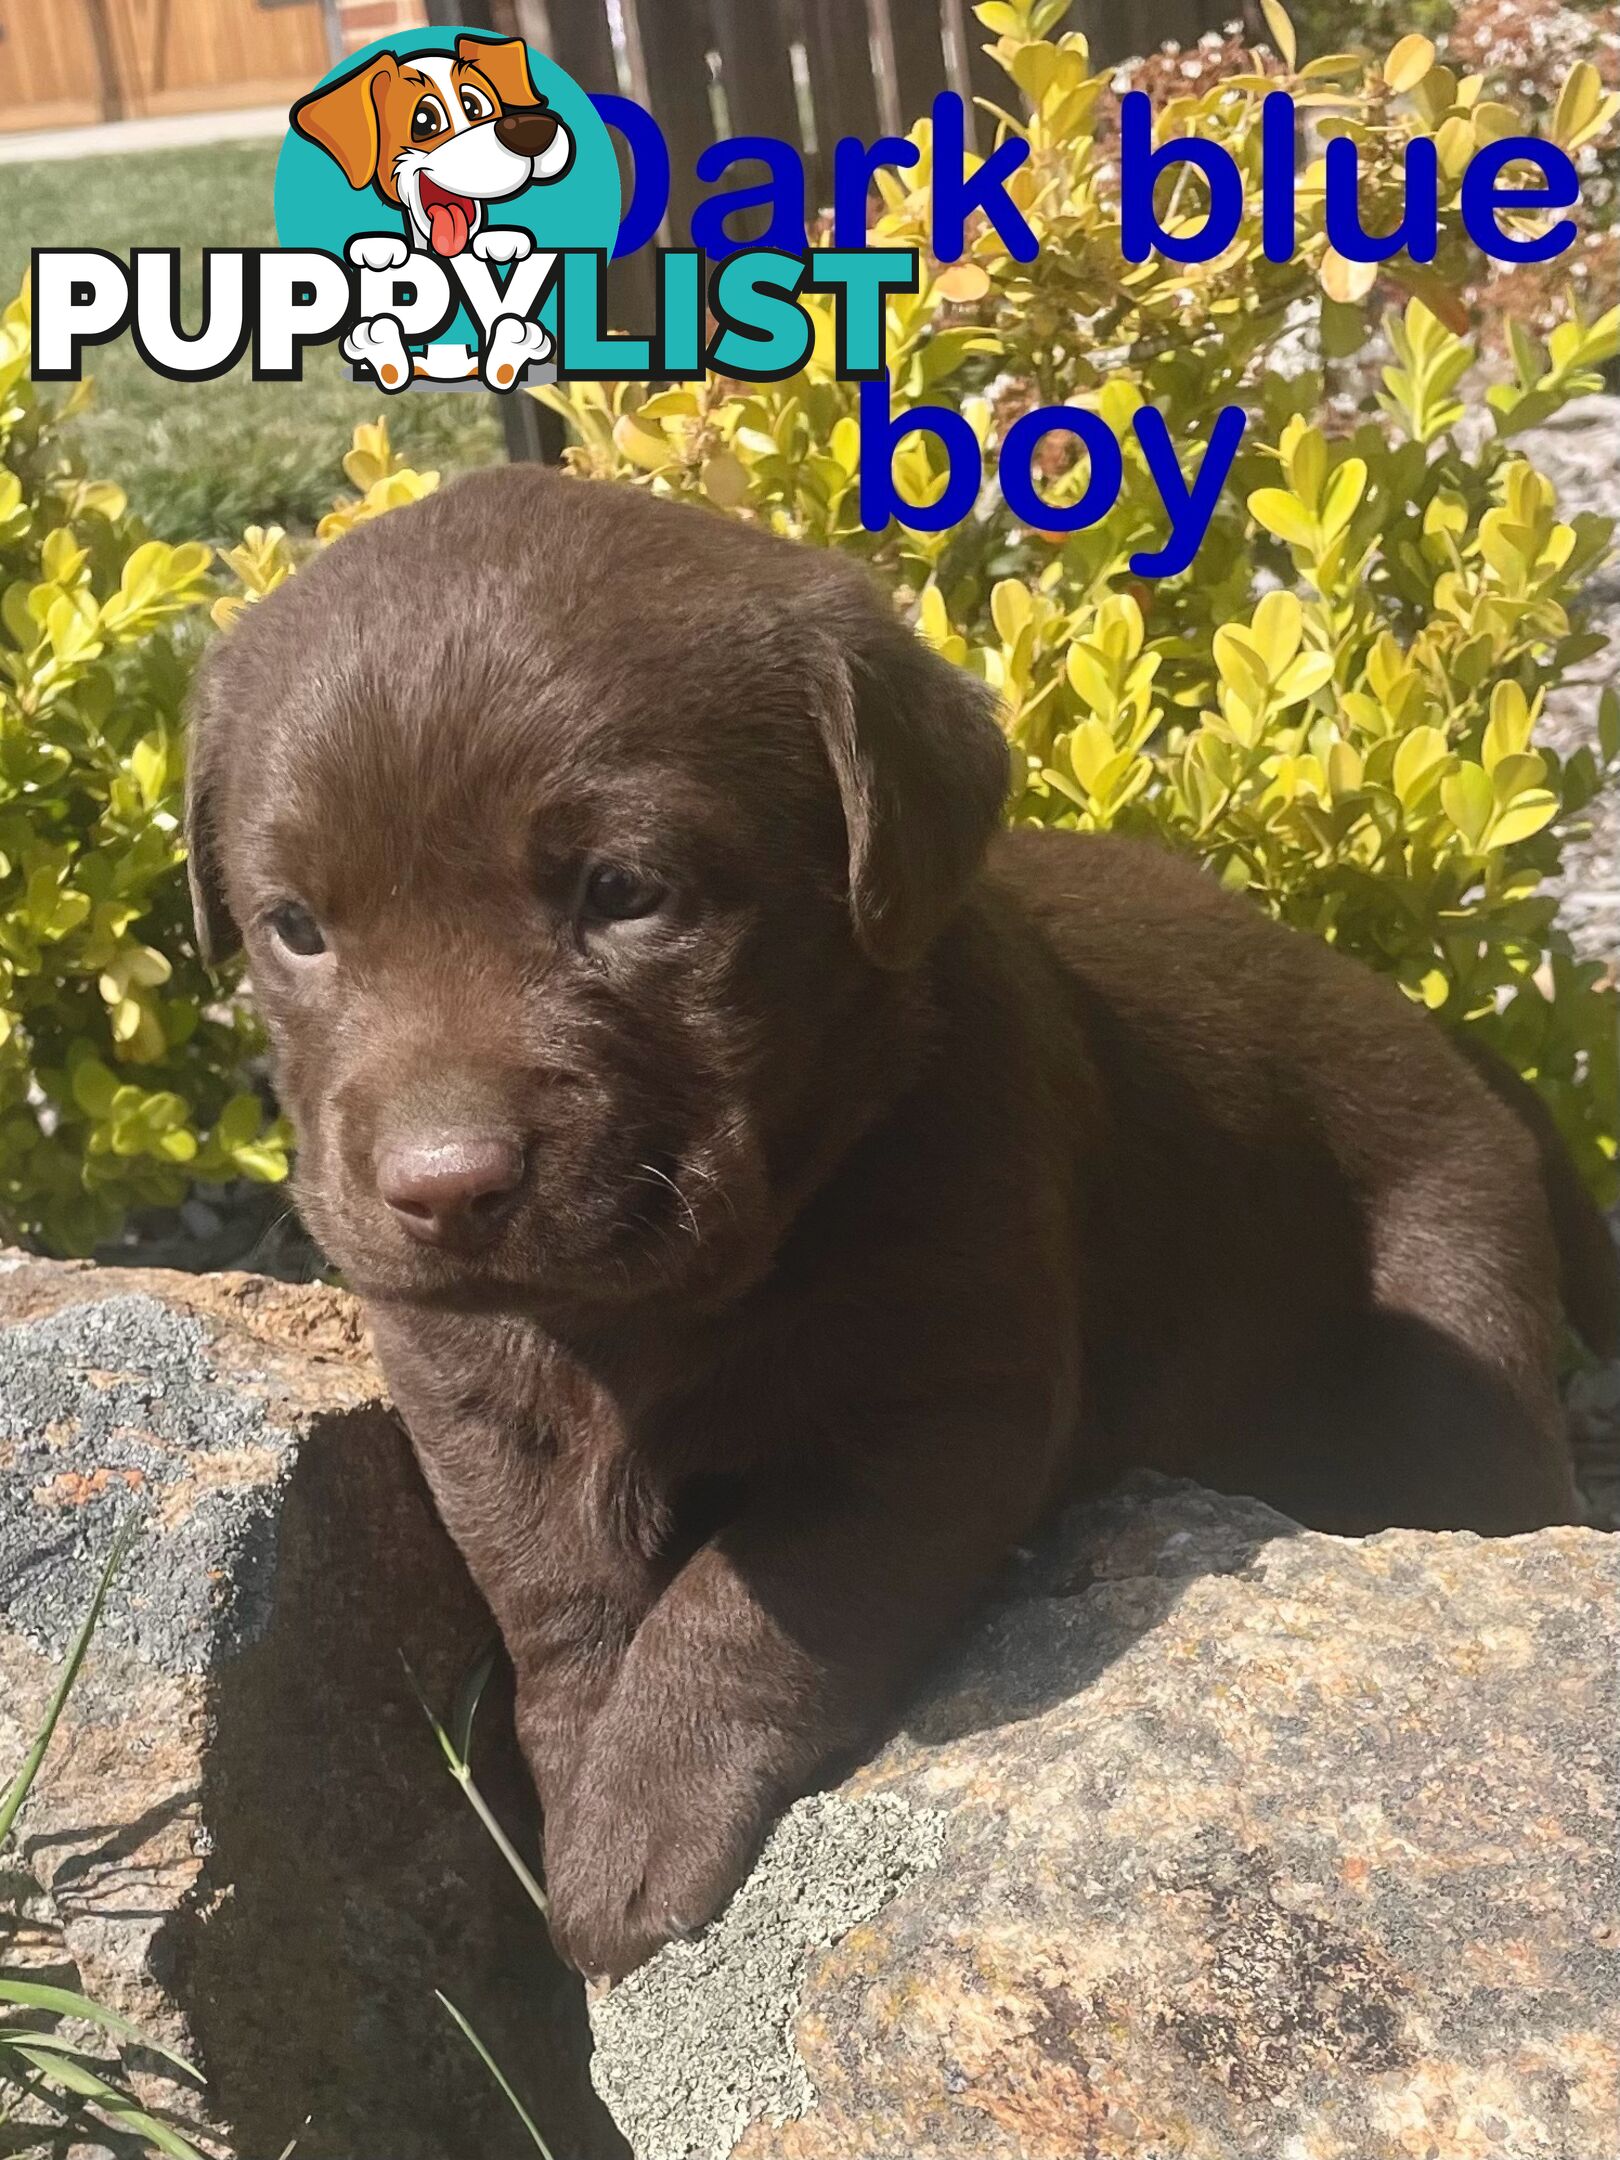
[1392,725,1451,806]
[1384,33,1435,93]
[1276,649,1335,705]
[1487,791,1559,848]
[1321,458,1366,536]
[1249,488,1317,549]
[1260,0,1297,70]
[1553,61,1603,148]
[1441,762,1493,847]
[1251,590,1304,675]
[992,579,1033,645]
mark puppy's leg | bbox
[504,1479,674,1809]
[1251,1157,1576,1535]
[420,1432,669,1805]
[541,1411,1061,1981]
[373,1326,669,1812]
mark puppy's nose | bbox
[495,106,561,157]
[377,1136,525,1248]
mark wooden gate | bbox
[0,0,331,130]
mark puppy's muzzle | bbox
[496,106,563,158]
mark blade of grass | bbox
[0,1980,202,2084]
[0,2057,167,2153]
[0,2058,59,2125]
[435,1992,555,2160]
[401,1654,549,1920]
[449,1640,499,1764]
[7,2043,210,2160]
[0,1517,138,1850]
[0,2029,104,2054]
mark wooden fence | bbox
[0,0,330,130]
[542,0,1157,227]
[504,0,1224,238]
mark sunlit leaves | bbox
[0,281,290,1253]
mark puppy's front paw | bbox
[543,1745,774,1983]
[482,315,552,391]
[346,233,411,272]
[343,316,412,393]
[472,226,534,265]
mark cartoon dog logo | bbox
[290,34,574,391]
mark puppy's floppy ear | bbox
[813,614,1010,971]
[457,33,541,109]
[183,644,241,972]
[290,54,396,190]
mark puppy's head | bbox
[187,471,1007,1314]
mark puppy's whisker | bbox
[632,1160,703,1245]
[243,1204,299,1273]
[675,1153,737,1233]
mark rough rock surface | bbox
[0,1255,625,2160]
[592,1477,1619,2160]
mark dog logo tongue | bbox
[427,199,470,254]
[420,179,473,257]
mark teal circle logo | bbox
[274,27,621,389]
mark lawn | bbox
[0,138,505,543]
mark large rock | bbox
[0,1255,625,2160]
[592,1478,1619,2160]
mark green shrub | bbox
[537,0,1620,1202]
[0,286,288,1256]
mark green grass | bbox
[0,140,504,543]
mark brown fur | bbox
[187,467,1615,1982]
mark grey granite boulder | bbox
[591,1477,1619,2160]
[0,1255,625,2160]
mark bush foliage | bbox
[0,273,458,1257]
[536,0,1620,1200]
[0,288,294,1255]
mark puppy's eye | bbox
[411,95,449,139]
[459,85,493,121]
[266,901,327,958]
[580,863,665,925]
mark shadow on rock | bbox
[902,1474,1301,1749]
[159,1400,629,2160]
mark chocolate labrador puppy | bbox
[186,467,1618,1982]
